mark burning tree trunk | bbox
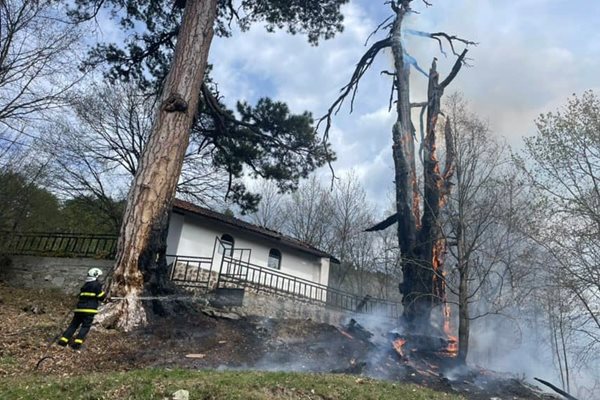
[321,0,473,336]
[99,0,218,331]
[389,5,427,330]
[400,53,461,332]
[389,2,466,334]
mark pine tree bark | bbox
[98,0,219,331]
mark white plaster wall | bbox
[319,257,330,287]
[173,216,222,258]
[166,212,184,257]
[166,214,327,287]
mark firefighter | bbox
[57,267,106,350]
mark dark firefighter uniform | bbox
[58,276,106,349]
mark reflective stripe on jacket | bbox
[74,308,99,314]
[75,280,106,313]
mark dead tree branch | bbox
[365,212,399,232]
[442,118,455,181]
[365,15,394,45]
[440,49,468,88]
[317,37,392,141]
[534,378,580,400]
[405,29,477,57]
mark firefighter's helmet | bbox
[87,268,103,279]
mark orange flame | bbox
[411,172,421,229]
[443,303,458,354]
[432,236,458,356]
[393,338,407,358]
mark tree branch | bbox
[440,48,468,88]
[405,29,477,57]
[365,212,399,232]
[316,37,392,142]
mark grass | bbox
[0,356,18,367]
[0,369,465,400]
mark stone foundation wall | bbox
[0,254,397,326]
[0,255,113,294]
[208,286,389,326]
[240,290,350,325]
[171,262,219,291]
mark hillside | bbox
[0,284,557,399]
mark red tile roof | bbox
[173,199,337,261]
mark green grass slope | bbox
[0,369,465,400]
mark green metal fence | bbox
[0,231,118,259]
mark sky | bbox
[199,0,600,209]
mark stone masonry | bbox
[0,255,113,294]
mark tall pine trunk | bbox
[99,0,219,331]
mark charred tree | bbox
[398,53,462,332]
[321,0,473,334]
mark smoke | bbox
[469,313,554,380]
[342,312,398,345]
[467,310,600,400]
[242,312,401,379]
[201,301,599,399]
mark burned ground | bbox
[0,284,559,400]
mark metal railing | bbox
[217,253,401,319]
[0,231,118,259]
[0,231,402,318]
[168,254,215,290]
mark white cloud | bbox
[92,0,600,209]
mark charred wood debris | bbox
[331,319,563,400]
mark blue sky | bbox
[92,0,600,209]
[201,0,600,207]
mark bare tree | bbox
[282,176,335,250]
[441,94,534,363]
[503,91,600,396]
[247,172,403,298]
[0,0,82,149]
[248,179,286,231]
[322,0,474,332]
[41,82,229,230]
[327,171,376,289]
[371,217,403,299]
[516,91,600,352]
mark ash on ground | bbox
[1,284,559,400]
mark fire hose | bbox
[34,307,76,371]
[107,295,200,301]
[33,261,200,372]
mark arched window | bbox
[220,234,234,256]
[268,249,282,270]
